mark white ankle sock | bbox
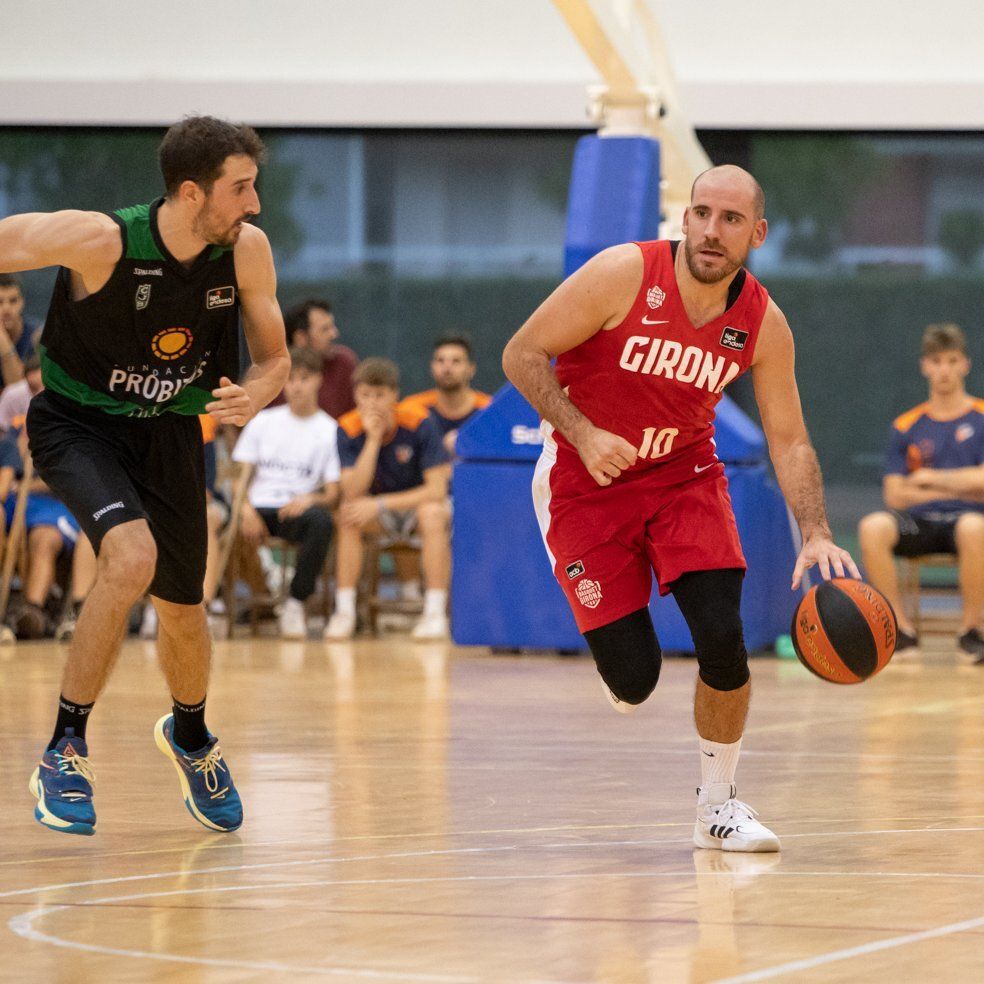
[335,588,356,618]
[423,589,447,617]
[698,736,742,800]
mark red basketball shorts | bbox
[532,453,746,633]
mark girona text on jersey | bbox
[617,336,741,394]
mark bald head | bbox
[691,165,765,220]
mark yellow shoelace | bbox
[56,749,95,800]
[187,745,229,799]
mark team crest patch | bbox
[151,327,193,361]
[135,284,152,311]
[646,284,666,309]
[576,578,603,609]
[565,560,585,580]
[720,326,748,351]
[395,445,414,465]
[206,286,236,309]
[956,423,975,443]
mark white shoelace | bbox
[711,798,759,824]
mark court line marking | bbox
[712,914,984,983]
[10,864,984,983]
[6,811,984,871]
[3,825,983,901]
[6,908,489,984]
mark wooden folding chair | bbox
[218,462,332,636]
[359,531,423,636]
[898,553,962,636]
[0,453,34,644]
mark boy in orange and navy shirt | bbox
[859,324,984,661]
[326,357,451,641]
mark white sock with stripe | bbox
[698,736,742,805]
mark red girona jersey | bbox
[545,239,769,494]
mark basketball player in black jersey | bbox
[0,116,290,835]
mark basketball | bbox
[791,578,898,684]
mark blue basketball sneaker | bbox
[154,715,243,832]
[29,729,96,835]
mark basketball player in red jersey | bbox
[503,165,860,853]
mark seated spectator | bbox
[0,426,81,638]
[0,273,42,386]
[284,298,359,419]
[401,334,491,456]
[858,324,984,662]
[325,358,451,641]
[232,348,340,639]
[0,354,43,433]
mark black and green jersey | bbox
[39,199,241,418]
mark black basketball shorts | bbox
[889,510,959,557]
[27,390,207,605]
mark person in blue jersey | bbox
[0,116,290,836]
[325,357,451,641]
[0,424,80,639]
[859,323,984,663]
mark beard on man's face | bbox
[683,235,750,285]
[195,202,249,247]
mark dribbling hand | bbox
[576,426,638,487]
[206,376,255,427]
[791,534,862,590]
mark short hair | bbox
[289,347,323,375]
[353,357,400,390]
[158,116,265,197]
[284,299,332,345]
[432,333,474,360]
[691,165,766,220]
[0,273,23,292]
[921,323,968,357]
[23,354,41,373]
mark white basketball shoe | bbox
[693,784,780,853]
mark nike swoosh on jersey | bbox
[641,317,670,325]
[694,462,717,473]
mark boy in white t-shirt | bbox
[232,348,341,638]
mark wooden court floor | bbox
[0,633,982,983]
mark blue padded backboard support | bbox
[564,135,662,276]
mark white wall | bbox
[3,1,983,129]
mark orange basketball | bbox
[791,578,897,684]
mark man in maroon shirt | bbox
[284,299,358,419]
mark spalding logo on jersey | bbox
[646,284,666,309]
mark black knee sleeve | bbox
[584,608,662,705]
[671,569,749,692]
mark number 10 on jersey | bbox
[639,426,679,460]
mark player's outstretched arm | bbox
[209,225,290,426]
[750,301,861,589]
[0,210,120,281]
[502,245,640,486]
